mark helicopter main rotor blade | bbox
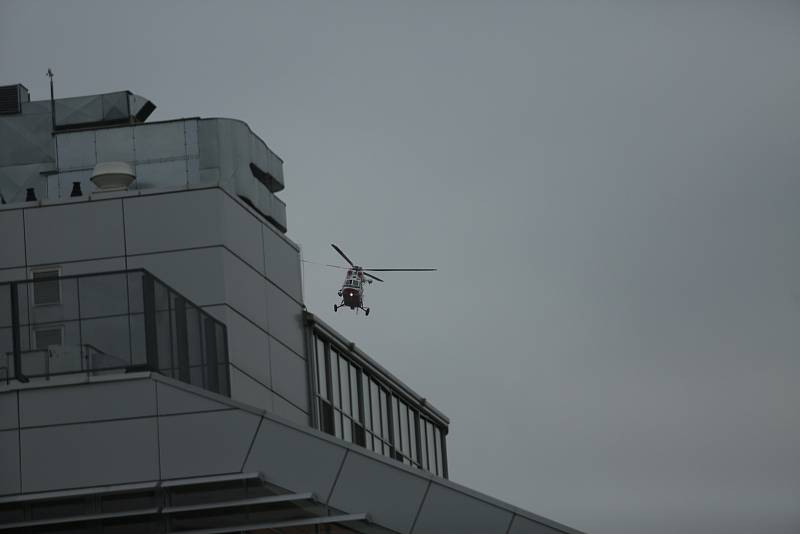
[363,272,385,282]
[362,268,437,272]
[331,244,355,267]
[301,259,349,270]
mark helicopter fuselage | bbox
[336,268,369,314]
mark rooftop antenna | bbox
[46,68,55,131]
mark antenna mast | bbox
[47,68,55,131]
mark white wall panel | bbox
[0,210,25,269]
[266,283,305,356]
[329,451,428,534]
[158,409,260,479]
[25,200,125,265]
[243,418,345,500]
[0,430,20,495]
[262,225,302,303]
[272,394,309,427]
[126,248,225,307]
[0,392,18,431]
[19,380,156,428]
[20,418,159,493]
[123,189,222,255]
[269,337,308,412]
[222,251,269,330]
[229,365,272,412]
[222,194,265,275]
[412,483,513,534]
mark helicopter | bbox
[327,244,436,316]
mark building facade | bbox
[0,84,583,533]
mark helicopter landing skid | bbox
[333,303,369,316]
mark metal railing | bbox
[0,269,229,395]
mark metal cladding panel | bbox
[197,119,220,170]
[0,163,51,204]
[329,452,429,534]
[219,306,271,387]
[509,515,567,534]
[96,126,135,162]
[269,337,308,412]
[0,210,25,269]
[25,199,125,265]
[0,392,18,430]
[134,122,186,162]
[125,248,226,307]
[0,267,26,283]
[123,190,223,255]
[101,92,129,121]
[412,483,514,534]
[134,159,188,190]
[229,365,273,412]
[20,417,159,493]
[223,251,269,331]
[266,283,305,356]
[271,395,308,426]
[18,380,156,428]
[156,382,231,416]
[0,113,54,167]
[0,430,20,495]
[56,131,96,171]
[52,256,127,276]
[184,119,199,157]
[242,418,347,500]
[262,226,302,303]
[54,94,103,127]
[158,409,260,479]
[222,193,265,275]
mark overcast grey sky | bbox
[2,1,799,532]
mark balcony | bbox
[0,269,229,395]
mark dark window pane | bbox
[427,421,436,474]
[434,427,444,477]
[315,337,327,399]
[330,350,340,408]
[409,409,418,463]
[82,316,131,370]
[78,272,128,318]
[419,419,428,470]
[380,389,389,442]
[339,355,350,416]
[342,414,352,442]
[401,402,410,457]
[391,396,400,452]
[362,374,371,431]
[349,365,360,421]
[370,379,380,437]
[32,270,60,306]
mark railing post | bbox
[203,317,219,393]
[10,282,27,383]
[174,296,190,383]
[142,274,159,372]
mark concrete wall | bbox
[0,186,308,425]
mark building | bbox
[0,83,584,533]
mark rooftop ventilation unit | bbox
[0,84,30,114]
[90,162,136,192]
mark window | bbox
[32,268,61,305]
[34,326,63,350]
[311,330,448,477]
